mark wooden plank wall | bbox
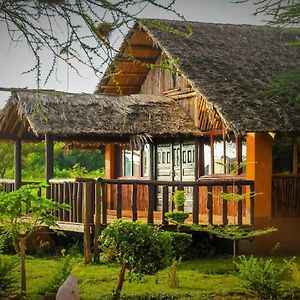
[140,53,224,131]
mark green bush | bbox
[170,232,192,260]
[237,255,287,299]
[165,211,189,226]
[172,190,186,210]
[0,256,17,297]
[100,220,173,299]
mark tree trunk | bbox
[19,237,26,295]
[233,240,237,272]
[113,265,126,300]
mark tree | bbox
[0,0,186,85]
[100,220,173,300]
[236,0,300,28]
[0,143,14,178]
[0,183,68,296]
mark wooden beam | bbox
[115,57,157,64]
[14,138,22,190]
[45,134,54,198]
[101,85,140,89]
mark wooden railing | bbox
[272,175,300,217]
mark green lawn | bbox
[2,255,300,299]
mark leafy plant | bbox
[172,190,186,210]
[193,225,277,271]
[165,189,189,231]
[0,183,69,296]
[237,255,290,299]
[168,232,192,288]
[100,220,173,300]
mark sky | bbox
[0,0,267,108]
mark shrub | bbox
[170,232,192,260]
[172,190,186,210]
[100,220,173,300]
[237,255,287,299]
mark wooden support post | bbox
[94,182,101,263]
[117,183,122,219]
[250,182,255,226]
[237,184,243,225]
[207,186,213,225]
[83,181,92,264]
[222,185,228,225]
[192,185,199,224]
[162,185,169,225]
[45,134,54,198]
[101,181,107,225]
[148,183,154,224]
[14,138,22,190]
[132,183,138,221]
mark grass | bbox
[1,254,299,299]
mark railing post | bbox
[193,185,199,225]
[162,185,169,225]
[148,183,154,224]
[237,183,243,225]
[132,183,138,221]
[207,186,213,225]
[222,185,228,225]
[250,182,255,226]
[83,181,92,264]
[94,181,101,263]
[117,183,122,219]
[101,181,107,225]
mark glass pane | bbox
[214,137,224,174]
[143,144,150,178]
[225,135,236,173]
[204,141,211,175]
[132,150,141,177]
[124,149,132,177]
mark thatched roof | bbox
[98,19,300,133]
[0,91,202,142]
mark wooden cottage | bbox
[0,19,299,255]
[96,19,300,253]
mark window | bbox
[121,145,139,177]
[204,134,245,176]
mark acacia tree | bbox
[236,0,300,28]
[0,0,186,85]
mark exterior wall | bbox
[245,133,300,254]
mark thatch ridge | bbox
[0,91,202,141]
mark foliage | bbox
[35,256,72,297]
[172,190,186,210]
[192,225,277,271]
[0,183,69,295]
[0,141,104,181]
[260,67,300,106]
[100,220,173,299]
[0,0,187,84]
[165,211,189,228]
[170,232,192,260]
[236,0,300,28]
[165,190,189,231]
[237,255,292,299]
[0,255,17,297]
